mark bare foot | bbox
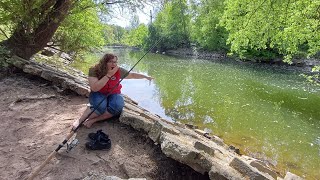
[83,120,94,128]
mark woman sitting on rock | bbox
[72,53,153,129]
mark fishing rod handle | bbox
[26,151,57,180]
[26,131,75,180]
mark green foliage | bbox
[103,25,117,45]
[0,0,106,55]
[110,25,128,45]
[221,0,320,62]
[150,0,191,51]
[190,0,229,52]
[53,0,105,53]
[1,0,319,62]
[144,24,162,51]
[0,25,10,41]
[0,0,38,29]
[301,66,320,86]
[0,0,153,57]
[242,48,279,61]
[123,24,148,48]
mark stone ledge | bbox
[229,157,271,180]
[7,55,90,97]
[120,107,295,180]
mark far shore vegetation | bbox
[0,0,319,85]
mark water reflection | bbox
[71,48,320,179]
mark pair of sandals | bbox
[86,130,111,150]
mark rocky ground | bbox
[0,70,209,180]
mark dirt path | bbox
[0,72,208,180]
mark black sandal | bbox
[88,129,109,140]
[86,133,111,150]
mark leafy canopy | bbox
[53,0,105,53]
[0,0,157,55]
[123,24,148,48]
[152,0,191,50]
[221,0,320,62]
[190,0,228,52]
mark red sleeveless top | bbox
[98,69,122,95]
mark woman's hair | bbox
[92,53,118,79]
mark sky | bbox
[108,5,153,27]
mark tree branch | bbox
[34,0,72,43]
[0,27,9,39]
[69,0,143,15]
[244,0,268,28]
[39,0,57,15]
[46,45,70,54]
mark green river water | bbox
[71,48,320,179]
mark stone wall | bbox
[5,55,303,180]
[119,102,302,180]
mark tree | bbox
[220,0,320,62]
[190,0,228,52]
[103,25,117,45]
[1,0,73,59]
[0,0,156,60]
[112,25,127,45]
[152,0,191,50]
[123,24,148,47]
[129,14,140,29]
[144,23,162,52]
[52,0,105,54]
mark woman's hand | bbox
[146,76,154,85]
[145,76,154,81]
[125,72,154,83]
[106,65,119,77]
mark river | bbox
[71,47,320,179]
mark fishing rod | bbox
[26,26,171,180]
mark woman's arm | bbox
[89,66,120,92]
[125,72,153,81]
[88,76,110,92]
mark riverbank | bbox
[165,47,320,76]
[1,68,306,180]
[0,71,208,180]
[1,54,308,180]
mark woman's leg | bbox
[83,94,124,128]
[82,111,113,128]
[72,92,108,129]
[106,94,125,115]
[72,107,99,129]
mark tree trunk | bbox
[5,0,72,60]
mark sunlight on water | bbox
[71,48,320,179]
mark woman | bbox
[72,53,153,129]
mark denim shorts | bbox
[89,92,124,116]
